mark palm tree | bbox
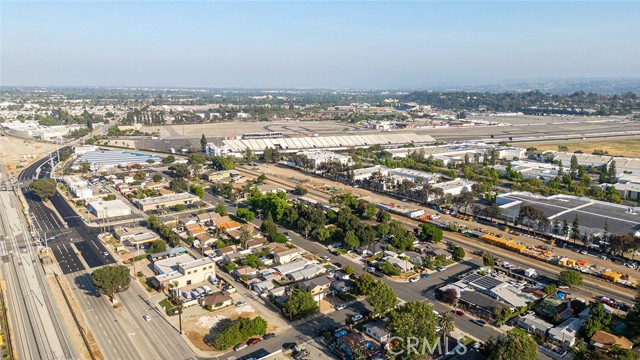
[439,311,456,338]
[239,225,252,247]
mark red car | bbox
[453,310,465,317]
[247,338,261,346]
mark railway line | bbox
[235,166,638,303]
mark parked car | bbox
[263,333,276,340]
[437,266,446,272]
[321,255,330,261]
[293,350,309,360]
[247,338,261,346]
[236,300,248,307]
[351,314,364,322]
[335,304,347,310]
[233,343,248,351]
[143,315,151,321]
[453,310,465,317]
[282,342,297,350]
[471,319,487,327]
[409,277,419,283]
[420,273,431,278]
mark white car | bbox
[351,314,363,322]
[143,315,151,321]
[321,256,330,261]
[409,277,419,283]
[235,300,248,307]
[326,272,335,278]
[437,266,446,272]
[103,252,109,257]
[335,304,347,310]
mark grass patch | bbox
[459,336,475,347]
[522,138,640,158]
[324,264,337,270]
[159,298,175,315]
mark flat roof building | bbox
[136,192,200,211]
[113,226,160,246]
[76,149,163,171]
[152,254,216,289]
[498,192,640,236]
[87,199,132,219]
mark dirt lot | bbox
[521,137,640,158]
[182,293,286,351]
[0,135,57,175]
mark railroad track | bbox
[236,166,638,303]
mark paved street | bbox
[0,190,75,360]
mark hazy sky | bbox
[1,1,639,88]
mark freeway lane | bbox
[51,242,85,274]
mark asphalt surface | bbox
[18,149,116,273]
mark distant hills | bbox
[431,78,640,95]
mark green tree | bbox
[582,302,612,338]
[91,265,131,302]
[174,204,185,212]
[376,209,391,223]
[236,208,255,222]
[29,178,57,200]
[387,302,437,360]
[150,239,167,254]
[210,316,267,350]
[559,270,583,288]
[343,265,355,275]
[214,204,227,216]
[168,163,189,178]
[439,311,456,337]
[484,329,538,360]
[152,173,163,182]
[161,155,176,165]
[608,160,617,183]
[543,284,557,295]
[169,178,189,192]
[354,273,376,296]
[420,223,443,243]
[294,184,308,195]
[282,289,318,320]
[366,280,397,316]
[190,184,204,198]
[380,261,400,276]
[452,246,465,261]
[200,134,208,152]
[483,253,496,267]
[343,230,360,249]
[571,215,581,243]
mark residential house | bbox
[252,280,276,294]
[402,251,424,266]
[387,257,413,273]
[233,266,259,279]
[274,248,302,265]
[244,237,268,250]
[548,318,585,348]
[358,243,385,257]
[148,247,188,262]
[195,233,215,247]
[216,245,237,256]
[334,270,350,281]
[287,264,327,282]
[414,243,432,255]
[185,223,206,237]
[268,286,287,298]
[429,248,453,260]
[200,291,233,310]
[273,259,308,275]
[331,280,353,293]
[363,321,390,343]
[515,313,553,337]
[296,276,332,302]
[590,330,634,350]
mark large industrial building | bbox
[497,192,640,236]
[0,120,84,141]
[75,149,164,171]
[206,132,435,157]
